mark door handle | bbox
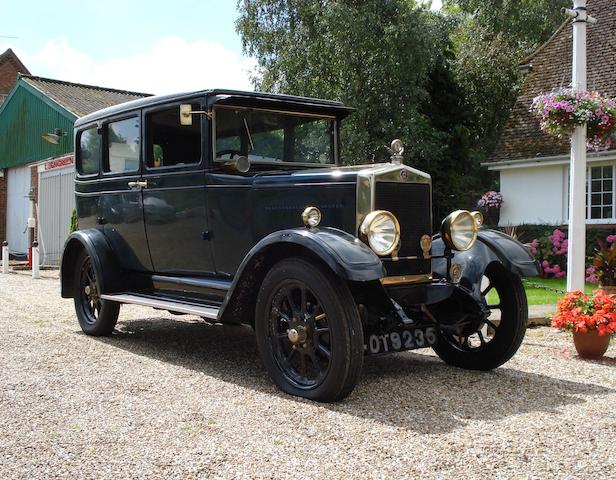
[128,180,148,189]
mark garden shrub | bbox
[500,224,616,281]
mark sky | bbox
[1,0,442,95]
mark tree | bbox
[237,0,483,221]
[445,0,570,154]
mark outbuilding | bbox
[0,73,148,264]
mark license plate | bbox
[364,326,437,355]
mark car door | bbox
[141,101,215,275]
[97,113,153,272]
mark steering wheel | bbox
[216,149,243,159]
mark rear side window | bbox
[77,127,100,176]
[146,106,201,169]
[105,117,140,174]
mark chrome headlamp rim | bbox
[359,210,401,256]
[441,209,478,252]
[301,206,322,228]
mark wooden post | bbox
[564,0,596,292]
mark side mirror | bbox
[179,104,193,126]
[179,104,211,126]
[224,155,251,174]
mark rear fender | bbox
[60,229,124,298]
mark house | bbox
[0,70,149,264]
[0,48,30,248]
[485,0,615,227]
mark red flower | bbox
[552,290,616,336]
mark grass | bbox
[486,277,597,306]
[522,277,597,306]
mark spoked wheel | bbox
[268,283,332,388]
[73,250,120,336]
[432,263,528,370]
[255,258,363,402]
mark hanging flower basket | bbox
[477,191,503,226]
[531,88,616,150]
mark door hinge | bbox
[202,231,212,241]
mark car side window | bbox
[146,106,201,169]
[77,127,100,176]
[104,117,140,174]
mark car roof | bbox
[74,89,355,127]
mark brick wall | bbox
[0,60,20,95]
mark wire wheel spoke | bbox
[316,342,331,359]
[484,319,499,331]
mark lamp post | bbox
[563,0,596,292]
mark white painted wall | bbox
[498,164,567,226]
[6,165,31,255]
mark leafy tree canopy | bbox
[236,0,570,222]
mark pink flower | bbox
[607,235,616,243]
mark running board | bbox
[100,293,219,320]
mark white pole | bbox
[565,0,595,292]
[32,241,40,279]
[1,241,8,274]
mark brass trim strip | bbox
[380,274,432,286]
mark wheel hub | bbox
[287,324,308,344]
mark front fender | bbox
[432,229,540,300]
[241,227,385,283]
[60,229,124,298]
[217,227,384,324]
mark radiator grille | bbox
[374,182,432,275]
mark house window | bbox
[587,165,614,220]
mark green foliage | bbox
[445,0,570,53]
[236,0,570,223]
[69,208,79,234]
[237,0,483,222]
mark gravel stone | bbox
[1,272,615,479]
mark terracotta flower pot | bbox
[572,330,611,358]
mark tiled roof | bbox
[20,75,151,118]
[0,48,30,76]
[488,0,616,163]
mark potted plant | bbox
[531,88,616,150]
[552,290,615,358]
[477,190,503,227]
[590,237,616,293]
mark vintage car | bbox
[61,89,539,402]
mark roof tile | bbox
[20,75,150,118]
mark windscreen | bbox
[215,107,335,165]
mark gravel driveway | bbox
[1,272,615,479]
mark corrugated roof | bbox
[20,75,151,118]
[488,0,616,164]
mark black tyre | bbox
[255,258,364,402]
[432,264,527,370]
[73,250,120,336]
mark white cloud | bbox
[4,37,256,95]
